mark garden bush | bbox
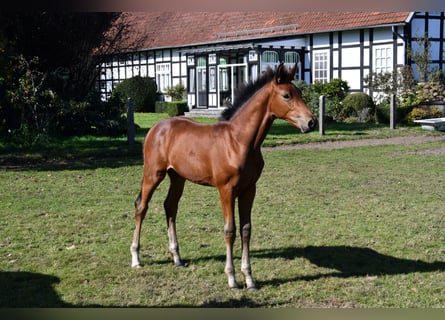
[1,55,127,145]
[155,101,168,113]
[154,101,188,116]
[415,81,445,103]
[406,106,442,124]
[54,93,127,137]
[111,76,157,112]
[164,82,186,101]
[342,92,376,122]
[375,98,416,125]
[295,79,350,120]
[166,101,188,116]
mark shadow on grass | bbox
[141,245,445,289]
[252,245,445,287]
[0,140,144,171]
[3,246,443,307]
[0,271,71,307]
[0,270,266,308]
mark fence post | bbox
[319,95,325,135]
[127,97,135,145]
[390,94,396,130]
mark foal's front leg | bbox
[131,173,165,267]
[238,185,257,290]
[218,186,238,289]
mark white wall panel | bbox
[341,47,361,67]
[341,69,361,90]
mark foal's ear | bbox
[275,63,286,84]
[289,63,297,79]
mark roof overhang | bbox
[180,43,255,54]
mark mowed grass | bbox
[0,113,444,307]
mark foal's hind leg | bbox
[164,170,186,267]
[131,171,165,267]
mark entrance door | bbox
[196,59,207,108]
[217,63,247,108]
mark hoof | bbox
[132,264,142,268]
[228,282,239,290]
[175,261,189,268]
[247,286,258,291]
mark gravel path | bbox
[263,134,445,151]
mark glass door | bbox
[217,63,247,108]
[196,57,207,108]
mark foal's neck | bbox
[229,85,274,150]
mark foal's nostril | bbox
[308,118,317,130]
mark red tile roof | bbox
[113,12,412,52]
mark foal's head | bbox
[269,64,317,133]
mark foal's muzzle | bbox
[308,118,317,130]
[299,117,317,133]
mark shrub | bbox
[54,93,127,136]
[111,76,157,112]
[415,81,445,103]
[1,55,127,144]
[166,101,188,116]
[312,79,349,120]
[165,82,186,101]
[294,79,350,120]
[153,101,189,116]
[342,93,376,122]
[375,99,390,124]
[155,101,168,113]
[375,98,418,125]
[406,106,442,124]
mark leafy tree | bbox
[408,33,431,82]
[0,12,141,141]
[6,55,57,135]
[0,12,127,98]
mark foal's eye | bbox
[282,93,291,100]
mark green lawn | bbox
[0,113,444,307]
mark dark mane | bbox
[218,67,276,121]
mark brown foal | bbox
[130,63,317,289]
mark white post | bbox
[319,95,325,135]
[390,94,396,130]
[127,97,135,145]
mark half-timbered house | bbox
[97,12,445,112]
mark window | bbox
[284,51,299,65]
[374,46,393,74]
[313,50,329,83]
[188,68,195,93]
[156,63,171,92]
[261,50,279,72]
[284,51,300,80]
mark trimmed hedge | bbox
[111,76,157,112]
[155,101,188,116]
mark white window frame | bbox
[284,51,301,80]
[156,63,171,92]
[374,46,393,74]
[261,50,280,73]
[312,49,330,83]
